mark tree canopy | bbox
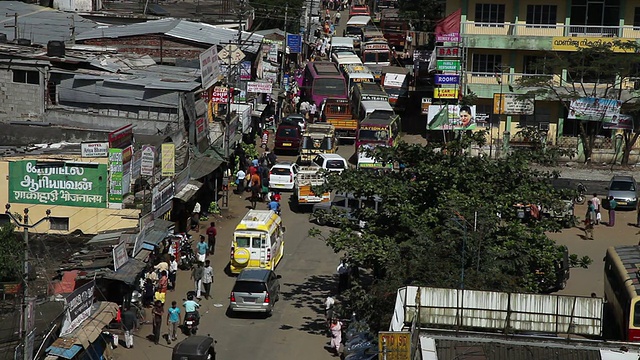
[515,42,640,165]
[249,0,305,32]
[397,0,443,33]
[0,223,22,282]
[311,135,590,330]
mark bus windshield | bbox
[364,52,390,63]
[314,78,347,96]
[358,128,390,141]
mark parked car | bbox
[274,124,302,153]
[282,113,307,133]
[269,162,299,190]
[171,336,216,360]
[229,268,281,316]
[312,153,349,174]
[606,175,638,210]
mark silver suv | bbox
[606,175,638,210]
[229,269,281,316]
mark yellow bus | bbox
[230,210,284,274]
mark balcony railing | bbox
[465,72,558,86]
[462,22,640,39]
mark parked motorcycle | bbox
[179,235,196,270]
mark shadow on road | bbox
[281,274,335,335]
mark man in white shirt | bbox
[591,193,601,224]
[337,259,349,293]
[309,101,317,123]
[299,100,310,119]
[324,296,335,324]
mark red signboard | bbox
[196,117,207,142]
[437,46,460,58]
[108,124,134,149]
[211,86,229,103]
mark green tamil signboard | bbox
[436,60,460,71]
[108,148,123,206]
[9,160,108,208]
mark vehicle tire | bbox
[191,327,197,335]
[316,216,327,226]
[574,195,585,205]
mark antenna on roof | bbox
[4,13,17,42]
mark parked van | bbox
[230,210,285,274]
[330,36,355,54]
[274,123,302,153]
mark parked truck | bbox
[320,97,358,143]
[299,123,337,164]
[294,166,331,210]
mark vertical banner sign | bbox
[287,34,302,53]
[108,148,123,209]
[161,143,175,177]
[195,117,207,142]
[140,145,155,177]
[421,98,432,115]
[112,242,129,271]
[108,124,134,149]
[435,8,461,42]
[199,45,222,90]
[122,145,133,198]
[60,281,95,336]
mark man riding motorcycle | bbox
[267,196,281,215]
[183,293,200,321]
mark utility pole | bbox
[277,4,289,122]
[4,205,51,360]
[5,13,18,41]
[305,0,314,59]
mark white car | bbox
[312,153,349,174]
[269,162,299,190]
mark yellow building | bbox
[443,0,640,147]
[0,154,139,235]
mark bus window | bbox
[315,78,347,96]
[634,301,640,327]
[364,53,378,63]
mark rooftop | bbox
[0,2,97,45]
[76,18,264,54]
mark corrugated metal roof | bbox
[435,339,601,360]
[0,2,97,44]
[77,18,263,54]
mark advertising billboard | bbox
[493,93,535,115]
[161,143,175,177]
[568,97,621,121]
[9,160,108,208]
[427,104,477,130]
[199,45,222,90]
[81,142,109,158]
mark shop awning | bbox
[47,302,118,352]
[190,155,223,180]
[101,259,146,285]
[174,180,203,202]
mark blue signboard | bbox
[287,34,302,54]
[434,74,460,85]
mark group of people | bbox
[234,151,279,209]
[584,193,618,240]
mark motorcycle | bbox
[183,291,200,336]
[179,235,196,270]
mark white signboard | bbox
[140,145,155,177]
[383,73,407,88]
[218,44,246,65]
[199,45,222,90]
[81,142,109,157]
[112,242,128,271]
[247,81,273,94]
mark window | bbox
[472,54,502,75]
[634,8,640,29]
[49,217,69,231]
[232,281,267,293]
[235,236,250,247]
[523,56,549,75]
[526,5,557,26]
[475,4,506,26]
[251,237,263,249]
[12,70,39,85]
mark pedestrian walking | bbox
[325,295,335,325]
[166,301,181,344]
[191,261,204,299]
[168,256,178,291]
[337,259,349,293]
[300,100,310,119]
[235,168,246,193]
[156,271,168,304]
[584,200,595,240]
[591,193,601,225]
[152,300,164,345]
[202,260,214,300]
[334,11,341,25]
[329,318,343,356]
[206,222,217,255]
[608,196,618,227]
[636,201,640,227]
[121,305,137,349]
[309,101,317,123]
[197,235,208,263]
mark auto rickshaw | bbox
[172,336,216,360]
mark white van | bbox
[230,210,285,274]
[330,36,355,54]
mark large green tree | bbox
[516,42,640,165]
[0,223,23,282]
[249,0,305,32]
[397,0,444,33]
[311,134,590,330]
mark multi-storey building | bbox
[446,0,639,150]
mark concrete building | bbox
[444,0,640,151]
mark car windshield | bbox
[302,137,333,150]
[233,281,267,293]
[326,160,345,169]
[235,236,251,247]
[610,180,636,191]
[271,167,291,176]
[277,127,298,137]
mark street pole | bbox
[278,4,289,122]
[306,0,314,59]
[493,67,505,159]
[4,205,50,360]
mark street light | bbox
[493,64,512,159]
[5,204,50,360]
